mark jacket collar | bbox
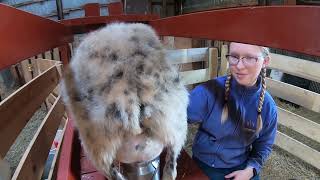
[231,76,262,96]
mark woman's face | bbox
[229,42,269,87]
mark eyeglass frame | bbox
[225,54,264,66]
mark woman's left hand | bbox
[225,167,254,180]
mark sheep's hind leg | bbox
[109,164,127,180]
[162,145,181,180]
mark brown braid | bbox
[256,67,267,134]
[221,71,232,124]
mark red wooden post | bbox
[84,3,100,17]
[56,119,78,180]
[59,44,72,65]
[108,2,124,15]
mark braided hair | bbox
[221,46,269,134]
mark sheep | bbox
[61,23,189,180]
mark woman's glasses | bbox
[226,54,263,67]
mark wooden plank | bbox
[47,118,68,180]
[45,51,52,60]
[268,53,320,83]
[213,41,224,54]
[174,37,192,49]
[15,65,25,85]
[209,48,218,79]
[278,107,320,143]
[46,93,58,110]
[69,43,74,57]
[180,69,209,85]
[12,96,65,180]
[20,60,33,83]
[39,60,61,109]
[36,59,62,109]
[166,48,208,64]
[9,65,22,87]
[30,57,39,77]
[275,131,320,170]
[0,66,60,157]
[266,78,320,113]
[219,45,228,76]
[0,159,10,180]
[36,58,61,73]
[48,93,57,104]
[37,54,43,59]
[53,48,60,61]
[15,63,26,84]
[161,36,175,49]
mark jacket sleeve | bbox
[246,110,278,173]
[187,85,210,124]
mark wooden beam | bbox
[60,14,159,34]
[278,107,320,143]
[12,96,65,180]
[266,78,320,113]
[166,48,208,64]
[208,48,218,79]
[0,4,73,70]
[150,6,320,57]
[275,131,320,170]
[180,69,209,85]
[0,66,60,157]
[268,53,320,83]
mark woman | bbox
[188,42,278,180]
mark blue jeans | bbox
[193,157,260,180]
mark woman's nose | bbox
[236,59,245,69]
